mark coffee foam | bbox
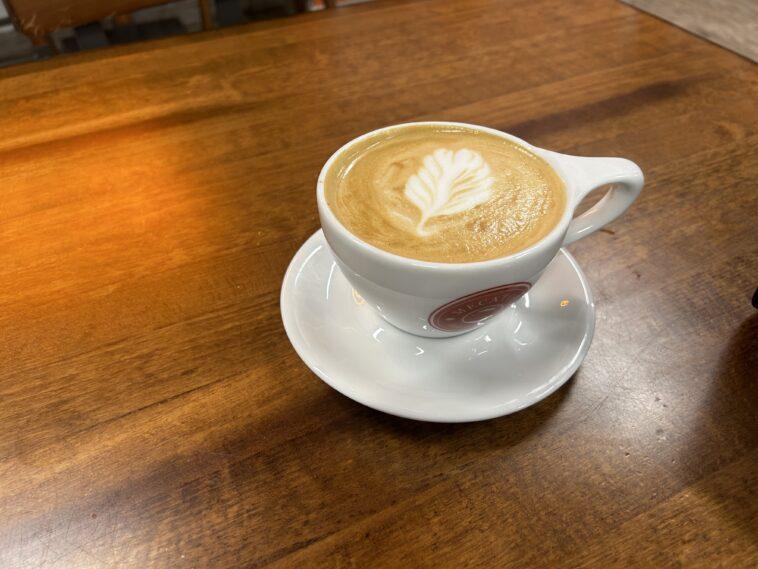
[325,125,566,263]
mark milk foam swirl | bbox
[404,148,493,236]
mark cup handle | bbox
[546,153,644,245]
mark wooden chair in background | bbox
[3,0,214,48]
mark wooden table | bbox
[1,1,756,566]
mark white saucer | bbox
[281,231,595,422]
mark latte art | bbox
[325,124,566,263]
[405,148,493,236]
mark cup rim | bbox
[316,121,576,272]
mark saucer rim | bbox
[280,230,595,423]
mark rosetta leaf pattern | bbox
[404,148,493,235]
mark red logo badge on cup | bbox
[429,282,532,332]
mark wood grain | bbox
[0,0,756,567]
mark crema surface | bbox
[325,125,566,263]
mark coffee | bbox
[325,124,566,263]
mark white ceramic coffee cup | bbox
[317,122,643,338]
